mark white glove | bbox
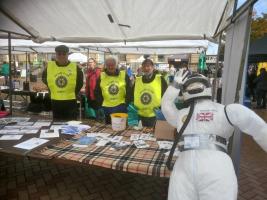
[173,68,190,88]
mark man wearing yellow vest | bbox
[133,59,167,127]
[95,57,131,124]
[42,45,83,120]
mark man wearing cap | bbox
[94,57,131,124]
[42,45,83,120]
[132,59,168,127]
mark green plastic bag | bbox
[84,96,96,118]
[127,103,139,126]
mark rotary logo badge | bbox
[108,84,119,95]
[141,93,152,105]
[55,75,68,88]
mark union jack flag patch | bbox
[196,112,214,121]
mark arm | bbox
[125,74,132,105]
[226,104,267,152]
[161,86,180,127]
[42,67,48,86]
[162,68,190,128]
[161,76,168,96]
[75,66,84,95]
[94,77,103,107]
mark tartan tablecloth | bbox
[36,123,176,177]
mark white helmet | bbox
[181,73,212,102]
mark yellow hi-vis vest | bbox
[100,70,126,107]
[134,74,162,117]
[257,62,267,75]
[47,61,77,100]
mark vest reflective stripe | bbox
[100,71,126,107]
[47,61,77,100]
[134,74,162,117]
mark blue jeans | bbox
[102,104,127,124]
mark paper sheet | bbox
[0,135,23,140]
[40,129,59,138]
[33,120,51,127]
[14,137,49,150]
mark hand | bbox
[173,68,190,88]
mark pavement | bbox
[0,109,266,200]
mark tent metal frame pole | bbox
[87,48,89,70]
[212,32,223,102]
[0,7,38,38]
[25,52,28,82]
[0,29,31,39]
[231,5,253,177]
[8,32,12,115]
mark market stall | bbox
[0,117,175,177]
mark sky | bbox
[238,0,267,17]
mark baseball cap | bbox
[55,45,69,53]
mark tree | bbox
[250,13,267,41]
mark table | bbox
[0,88,37,102]
[0,119,175,178]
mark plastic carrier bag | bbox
[127,103,139,126]
[84,96,96,118]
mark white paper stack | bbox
[14,137,49,150]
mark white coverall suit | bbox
[162,86,267,200]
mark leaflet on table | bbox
[95,138,110,146]
[14,137,49,150]
[130,133,156,141]
[33,120,51,127]
[0,117,30,125]
[157,141,174,150]
[61,125,90,135]
[0,129,39,134]
[110,141,131,150]
[3,126,40,130]
[53,122,68,125]
[110,136,123,143]
[40,129,59,138]
[0,135,23,140]
[134,140,150,148]
[86,132,111,139]
[16,122,35,126]
[50,125,62,131]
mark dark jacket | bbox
[94,69,132,107]
[253,71,267,91]
[131,70,168,102]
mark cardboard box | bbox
[154,120,176,140]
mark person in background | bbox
[85,58,101,113]
[169,65,176,83]
[1,61,9,85]
[247,64,256,102]
[254,68,267,109]
[132,59,168,127]
[95,57,131,124]
[42,45,83,120]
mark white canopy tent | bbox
[0,39,209,55]
[0,0,232,43]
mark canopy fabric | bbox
[0,39,209,54]
[0,0,231,43]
